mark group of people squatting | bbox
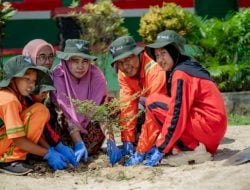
[0,30,227,175]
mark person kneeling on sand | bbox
[107,35,166,166]
[125,30,227,167]
[50,39,112,165]
[0,55,72,175]
[23,39,77,168]
[25,74,78,168]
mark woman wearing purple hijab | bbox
[51,39,108,164]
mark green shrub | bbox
[0,2,16,39]
[208,64,250,92]
[71,0,128,73]
[139,3,193,43]
[197,9,250,67]
[197,9,250,92]
[0,2,16,77]
[138,3,205,61]
[139,4,250,92]
[76,0,128,54]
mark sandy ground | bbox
[1,125,250,190]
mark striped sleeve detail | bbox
[6,126,25,136]
[159,79,183,152]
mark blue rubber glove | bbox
[144,148,164,167]
[122,142,134,156]
[43,147,67,170]
[74,141,88,163]
[145,146,158,160]
[124,152,144,166]
[106,139,123,165]
[55,142,77,167]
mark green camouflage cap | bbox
[31,73,55,94]
[0,55,48,88]
[56,39,97,61]
[145,30,186,60]
[109,36,144,65]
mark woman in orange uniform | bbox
[125,30,227,166]
[0,56,69,175]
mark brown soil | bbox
[1,125,250,190]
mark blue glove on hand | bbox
[74,141,88,163]
[145,146,158,160]
[106,139,123,165]
[44,147,67,170]
[55,142,77,167]
[122,142,134,156]
[124,152,144,166]
[144,148,164,167]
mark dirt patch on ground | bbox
[1,125,250,190]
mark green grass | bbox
[228,113,250,126]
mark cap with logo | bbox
[145,30,186,60]
[0,55,48,88]
[109,36,144,66]
[56,39,97,61]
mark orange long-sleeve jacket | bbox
[118,51,166,152]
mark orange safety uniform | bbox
[0,90,49,162]
[118,51,166,153]
[146,60,227,155]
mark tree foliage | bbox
[76,0,128,53]
[196,9,250,92]
[0,2,16,38]
[0,2,16,77]
[139,4,250,92]
[139,3,193,43]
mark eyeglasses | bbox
[36,54,55,63]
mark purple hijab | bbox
[51,60,107,133]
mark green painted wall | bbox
[123,17,142,42]
[2,17,143,48]
[62,0,72,6]
[2,19,59,48]
[195,0,239,18]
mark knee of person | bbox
[145,95,158,111]
[145,93,159,106]
[145,96,152,108]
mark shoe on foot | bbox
[0,162,33,176]
[162,143,212,166]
